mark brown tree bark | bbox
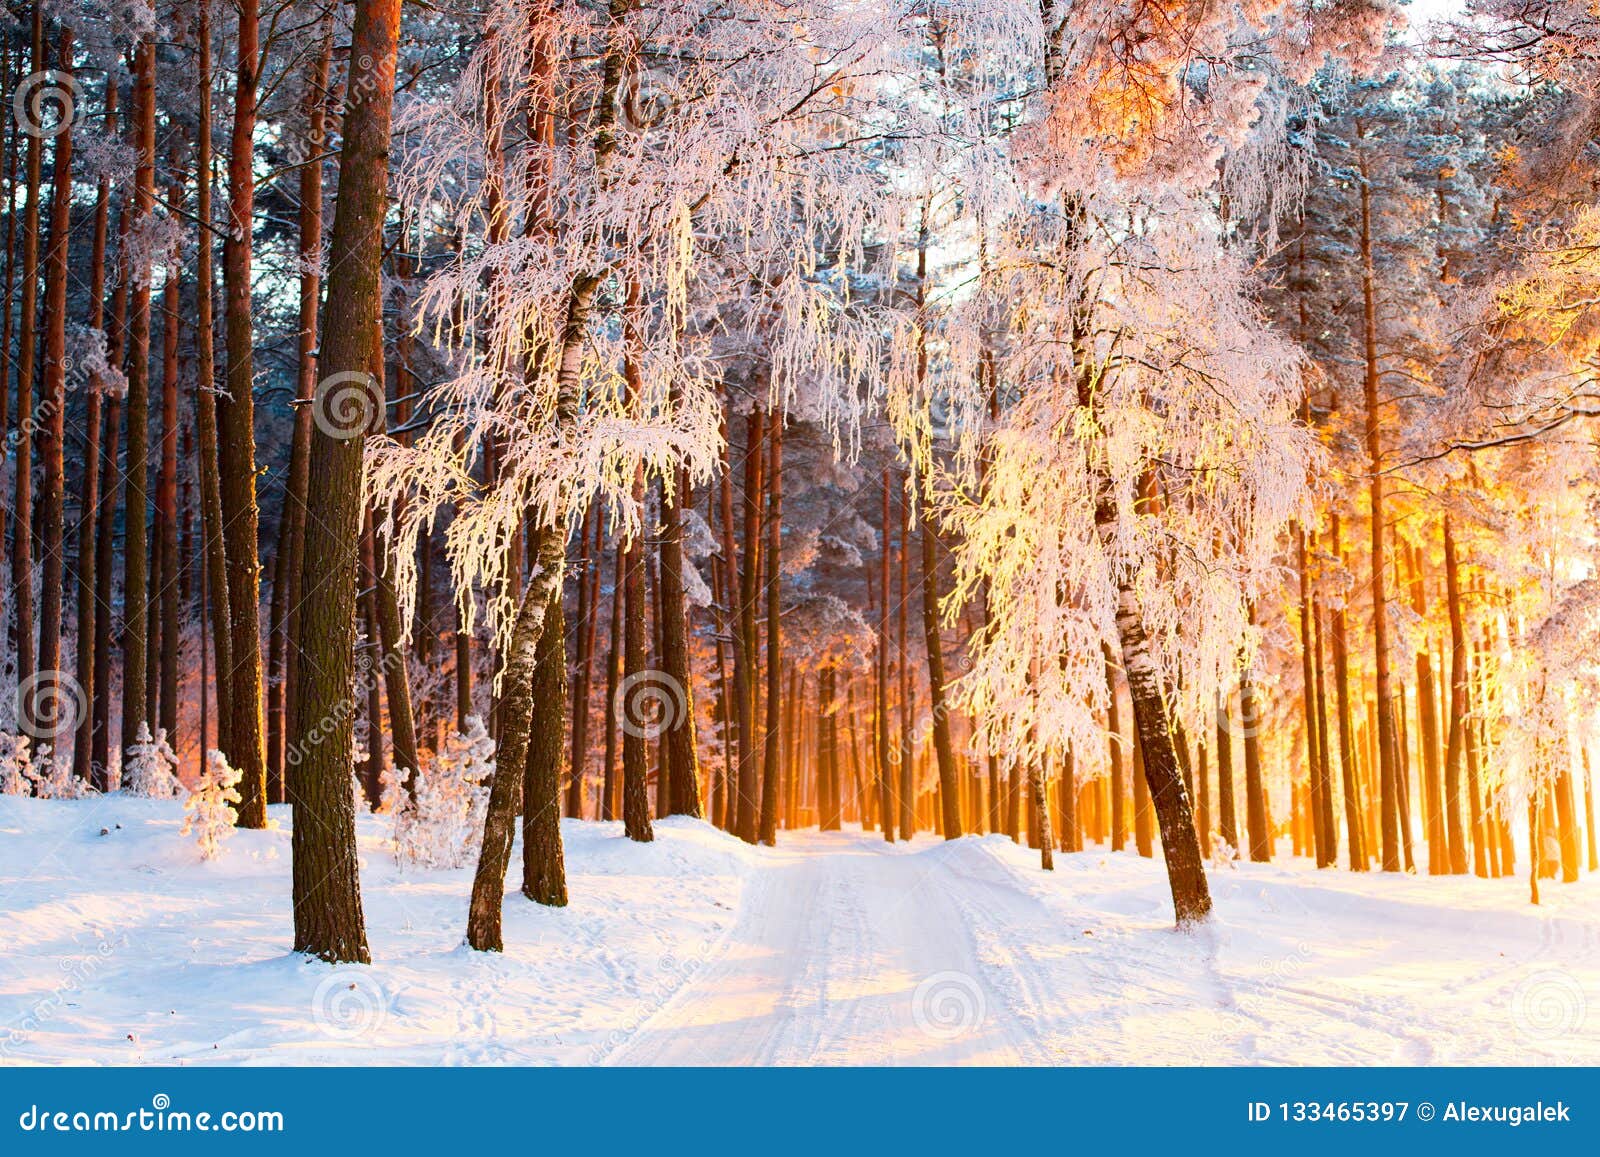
[35,26,74,746]
[733,408,765,842]
[277,8,335,800]
[659,463,702,817]
[1241,611,1270,862]
[1330,517,1367,870]
[192,0,232,765]
[119,34,157,761]
[91,196,130,788]
[566,504,599,817]
[1357,134,1401,872]
[1105,645,1126,851]
[918,475,962,839]
[1441,516,1472,875]
[156,157,181,745]
[220,0,268,826]
[602,539,624,822]
[290,0,405,962]
[874,468,895,842]
[12,3,45,713]
[72,75,115,785]
[523,579,569,905]
[757,417,784,845]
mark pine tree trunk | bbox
[897,483,914,841]
[1311,597,1337,862]
[659,463,702,817]
[119,35,157,764]
[1358,145,1401,872]
[35,26,74,746]
[1441,517,1471,875]
[874,468,895,842]
[1297,530,1329,866]
[757,418,784,846]
[221,0,268,827]
[1582,746,1599,873]
[1241,612,1270,862]
[1408,539,1447,874]
[1215,691,1238,853]
[157,198,180,745]
[566,505,598,817]
[72,77,115,785]
[1105,645,1126,851]
[1132,728,1153,857]
[290,0,403,962]
[11,4,45,715]
[1330,518,1367,870]
[602,540,623,822]
[193,0,233,763]
[91,198,130,788]
[0,41,15,651]
[918,475,962,838]
[522,576,569,906]
[734,409,765,842]
[280,10,335,795]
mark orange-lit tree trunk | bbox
[757,418,784,845]
[1329,517,1367,870]
[221,0,268,826]
[1357,133,1400,872]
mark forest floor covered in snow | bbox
[1,794,1596,1066]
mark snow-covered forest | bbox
[3,0,1600,1065]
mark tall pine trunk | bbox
[757,418,784,845]
[290,0,405,962]
[221,0,268,826]
[1358,140,1401,872]
[35,26,73,744]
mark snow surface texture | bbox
[0,795,1595,1065]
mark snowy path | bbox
[2,796,1598,1065]
[606,833,1046,1064]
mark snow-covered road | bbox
[1,796,1596,1065]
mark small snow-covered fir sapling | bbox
[123,722,181,799]
[182,751,244,860]
[392,715,495,870]
[0,733,34,795]
[25,745,92,799]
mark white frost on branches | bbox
[182,751,243,861]
[123,722,180,799]
[392,716,495,870]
